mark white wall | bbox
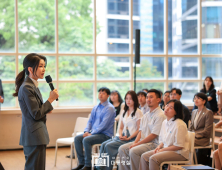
[0,109,91,150]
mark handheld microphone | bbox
[45,75,58,101]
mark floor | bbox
[0,147,77,170]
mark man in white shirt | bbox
[118,89,166,170]
[137,91,149,115]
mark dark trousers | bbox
[196,148,211,166]
[23,145,46,170]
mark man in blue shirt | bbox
[72,87,116,170]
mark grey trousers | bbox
[118,142,158,170]
[139,150,187,170]
[23,145,46,170]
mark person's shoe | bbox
[80,166,91,170]
[66,155,75,159]
[72,164,84,170]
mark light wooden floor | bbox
[0,147,78,170]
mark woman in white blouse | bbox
[139,99,189,170]
[98,90,143,170]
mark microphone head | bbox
[45,75,52,83]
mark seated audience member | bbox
[0,79,4,104]
[159,90,164,106]
[98,91,143,170]
[142,88,149,93]
[170,88,190,127]
[109,90,124,121]
[213,142,222,170]
[118,89,166,170]
[193,76,218,113]
[217,81,222,115]
[188,92,213,165]
[139,100,189,170]
[215,81,222,128]
[72,87,116,170]
[137,91,149,114]
[160,91,171,110]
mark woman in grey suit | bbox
[13,53,59,170]
[189,92,213,166]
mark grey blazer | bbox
[188,106,213,146]
[0,79,4,100]
[18,76,53,146]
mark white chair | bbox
[159,131,195,170]
[193,122,215,167]
[54,117,89,169]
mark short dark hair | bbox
[142,88,149,93]
[193,92,208,106]
[137,91,147,98]
[147,89,161,98]
[171,88,182,96]
[164,90,171,94]
[167,99,184,121]
[109,90,123,104]
[98,87,111,95]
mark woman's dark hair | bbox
[202,76,215,92]
[193,92,208,106]
[98,87,111,95]
[166,99,184,121]
[123,90,139,118]
[109,90,123,104]
[13,53,47,97]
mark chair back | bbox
[113,120,117,137]
[73,117,89,136]
[187,131,195,164]
[211,122,215,150]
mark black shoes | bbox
[72,164,84,170]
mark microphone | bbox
[45,75,58,101]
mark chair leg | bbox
[71,143,73,170]
[54,142,58,167]
[212,154,214,168]
[194,150,198,164]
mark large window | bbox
[0,0,222,108]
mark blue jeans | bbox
[99,135,135,170]
[74,133,110,167]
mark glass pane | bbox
[59,83,94,106]
[59,56,94,80]
[97,0,130,54]
[97,82,130,103]
[168,82,198,103]
[1,83,15,107]
[58,0,94,53]
[0,56,15,80]
[202,2,222,54]
[38,83,56,106]
[168,0,198,54]
[97,56,130,80]
[135,82,164,93]
[0,0,15,52]
[133,0,164,54]
[19,56,56,81]
[168,57,198,79]
[202,57,222,79]
[135,57,164,79]
[18,0,55,52]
